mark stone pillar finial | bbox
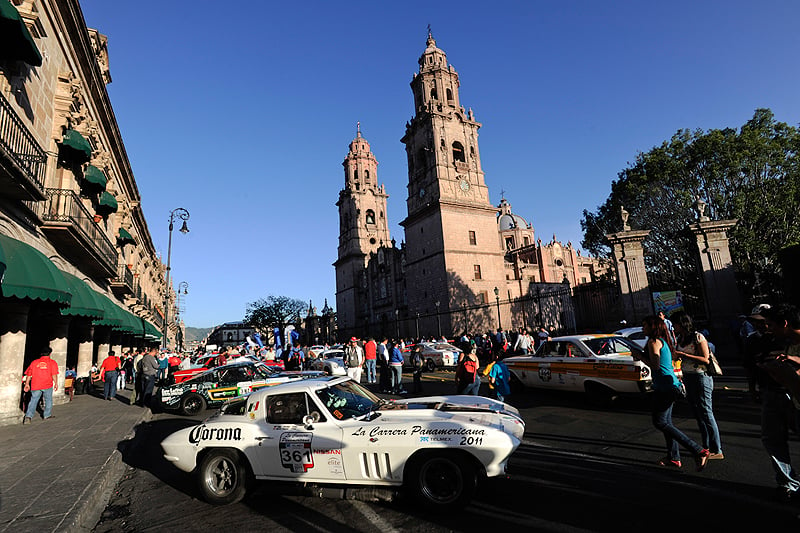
[695,196,710,222]
[620,206,631,231]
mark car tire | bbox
[425,359,436,372]
[197,449,249,505]
[407,452,477,508]
[180,392,206,416]
[585,382,617,407]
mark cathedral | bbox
[334,33,607,340]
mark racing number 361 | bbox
[281,448,312,464]
[460,436,483,446]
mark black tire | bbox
[196,449,248,505]
[585,382,616,407]
[181,392,206,416]
[426,359,436,372]
[407,453,477,508]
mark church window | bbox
[452,142,465,163]
[446,88,453,101]
[505,237,514,250]
[366,210,375,224]
[524,236,530,246]
[430,87,438,100]
[581,277,587,284]
[469,230,476,245]
[473,264,482,280]
[555,259,564,267]
[470,146,475,158]
[440,139,445,149]
[354,170,358,180]
[370,238,376,244]
[365,170,370,181]
[355,182,360,190]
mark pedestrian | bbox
[672,311,724,460]
[513,328,533,355]
[22,346,59,423]
[389,340,405,394]
[378,337,391,392]
[752,303,800,501]
[100,350,120,401]
[659,310,677,346]
[140,347,160,408]
[157,352,169,385]
[487,351,510,402]
[130,349,144,406]
[639,315,710,471]
[364,337,377,384]
[344,337,364,383]
[411,344,424,393]
[456,342,481,395]
[64,366,77,401]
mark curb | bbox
[63,408,154,533]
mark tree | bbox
[581,109,800,304]
[244,295,307,340]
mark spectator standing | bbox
[100,350,120,401]
[536,327,550,350]
[377,338,390,392]
[456,344,481,395]
[140,347,160,408]
[411,344,424,393]
[22,347,59,423]
[157,352,169,385]
[344,337,364,383]
[513,328,533,355]
[130,350,144,406]
[364,338,377,384]
[64,366,77,401]
[389,341,405,394]
[487,351,510,402]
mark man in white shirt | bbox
[344,337,364,383]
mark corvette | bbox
[161,376,524,507]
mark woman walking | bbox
[672,311,724,460]
[640,315,710,471]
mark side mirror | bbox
[303,411,320,429]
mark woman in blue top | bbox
[640,315,710,471]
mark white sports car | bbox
[308,349,347,376]
[161,376,524,507]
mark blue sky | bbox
[79,1,800,328]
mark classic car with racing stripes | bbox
[157,361,323,416]
[503,334,652,404]
[161,376,524,507]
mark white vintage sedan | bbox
[161,376,524,507]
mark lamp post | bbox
[163,208,190,349]
[434,300,441,339]
[395,309,400,339]
[494,286,501,330]
[415,312,420,340]
[463,302,468,333]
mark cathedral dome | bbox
[498,212,529,231]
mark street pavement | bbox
[0,383,150,533]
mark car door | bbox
[250,391,345,481]
[547,341,585,391]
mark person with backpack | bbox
[487,351,511,402]
[344,337,364,383]
[456,343,481,395]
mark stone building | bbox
[334,33,609,340]
[0,0,177,424]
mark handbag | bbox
[706,352,723,376]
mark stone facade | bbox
[335,34,609,339]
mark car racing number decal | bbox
[279,432,314,473]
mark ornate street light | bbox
[163,207,190,349]
[415,312,420,340]
[178,281,189,295]
[395,309,400,339]
[494,286,501,330]
[434,300,441,339]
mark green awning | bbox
[60,129,92,163]
[117,228,135,246]
[83,165,107,192]
[119,307,145,336]
[60,271,104,319]
[92,292,123,328]
[0,233,72,305]
[98,191,118,213]
[144,320,162,340]
[0,0,42,66]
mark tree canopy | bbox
[244,295,306,333]
[581,108,800,303]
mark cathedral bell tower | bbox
[400,32,505,333]
[334,125,392,334]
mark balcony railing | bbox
[36,188,117,275]
[0,91,46,198]
[111,263,135,295]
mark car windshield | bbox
[583,337,643,357]
[315,380,381,420]
[433,343,455,350]
[325,352,343,359]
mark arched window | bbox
[446,88,453,101]
[353,170,358,181]
[366,210,375,224]
[452,142,465,163]
[430,86,438,100]
[365,170,370,181]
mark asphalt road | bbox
[93,370,800,532]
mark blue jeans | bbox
[391,365,403,392]
[364,359,377,383]
[103,370,118,399]
[462,375,481,396]
[761,388,800,491]
[652,389,704,461]
[142,374,157,407]
[683,372,722,453]
[26,387,53,419]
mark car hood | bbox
[387,395,521,420]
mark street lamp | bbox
[494,287,501,330]
[178,281,189,295]
[415,312,420,340]
[434,300,441,339]
[395,309,400,339]
[163,207,190,349]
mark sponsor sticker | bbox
[188,425,242,445]
[279,432,314,473]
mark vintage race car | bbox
[161,377,524,507]
[307,349,347,376]
[158,361,323,416]
[504,334,652,403]
[402,342,462,371]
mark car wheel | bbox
[585,382,616,407]
[197,449,248,505]
[425,359,436,372]
[509,373,524,395]
[181,392,206,416]
[408,453,477,508]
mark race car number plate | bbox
[279,432,314,473]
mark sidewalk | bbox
[0,385,150,533]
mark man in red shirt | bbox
[100,350,120,401]
[23,346,59,423]
[364,337,378,384]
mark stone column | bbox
[75,322,94,379]
[95,327,111,366]
[606,229,652,324]
[48,316,70,405]
[0,302,29,425]
[687,218,741,344]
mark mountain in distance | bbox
[184,326,212,343]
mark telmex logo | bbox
[189,425,242,444]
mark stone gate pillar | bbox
[0,302,29,424]
[606,207,652,324]
[75,322,94,379]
